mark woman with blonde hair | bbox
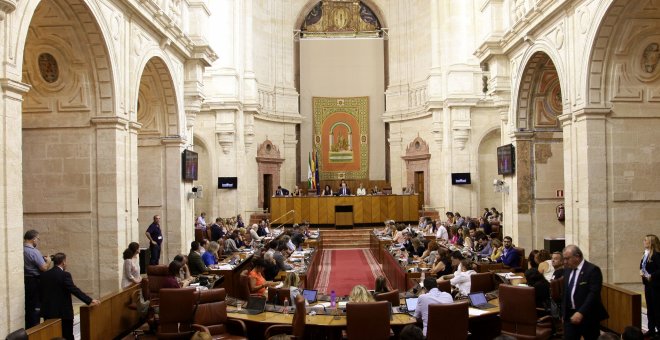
[348,285,375,303]
[489,238,503,262]
[282,272,308,305]
[641,234,660,337]
[202,241,220,266]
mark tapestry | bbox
[312,96,369,180]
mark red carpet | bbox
[314,249,385,296]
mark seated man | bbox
[496,236,521,268]
[415,277,453,336]
[551,251,564,280]
[477,235,492,257]
[338,182,351,196]
[188,241,210,276]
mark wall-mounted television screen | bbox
[182,150,198,181]
[497,144,515,175]
[218,177,238,189]
[451,173,472,185]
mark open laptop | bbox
[399,297,418,315]
[235,296,267,315]
[468,292,497,309]
[302,289,318,304]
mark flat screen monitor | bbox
[181,149,198,181]
[497,144,515,175]
[451,173,471,185]
[217,177,238,189]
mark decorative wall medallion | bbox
[642,43,659,73]
[38,53,59,83]
[578,8,590,34]
[554,24,565,50]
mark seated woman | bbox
[535,249,555,281]
[202,241,220,266]
[321,184,333,196]
[173,254,193,287]
[162,260,183,288]
[429,248,453,277]
[528,250,540,269]
[249,224,264,247]
[411,238,426,257]
[249,257,277,297]
[448,226,459,245]
[374,275,389,294]
[349,285,375,303]
[419,240,438,262]
[282,272,308,306]
[121,242,141,288]
[489,238,503,263]
[524,268,551,313]
[446,258,476,296]
[392,224,406,244]
[262,251,280,281]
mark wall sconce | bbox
[493,179,509,194]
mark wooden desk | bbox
[380,249,420,292]
[270,195,419,225]
[80,284,140,340]
[600,283,642,334]
[369,232,391,264]
[27,319,62,340]
[208,253,254,297]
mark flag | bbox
[314,149,320,194]
[307,152,313,189]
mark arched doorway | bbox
[512,52,565,249]
[136,56,184,264]
[21,0,117,296]
[478,129,501,213]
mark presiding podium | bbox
[335,205,353,227]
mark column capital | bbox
[90,116,129,130]
[0,0,17,21]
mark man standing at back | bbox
[39,253,99,340]
[562,244,608,340]
[414,276,453,336]
[23,229,51,328]
[145,215,163,265]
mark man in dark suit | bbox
[562,245,608,340]
[338,182,351,196]
[39,253,99,340]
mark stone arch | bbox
[402,136,430,207]
[513,48,568,131]
[586,0,660,106]
[15,0,116,114]
[136,56,180,137]
[294,0,387,31]
[256,139,284,210]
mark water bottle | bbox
[421,270,426,283]
[283,297,289,315]
[236,299,242,311]
[330,290,336,308]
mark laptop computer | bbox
[302,289,318,303]
[235,296,267,315]
[405,297,418,314]
[468,291,497,309]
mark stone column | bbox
[91,116,130,295]
[162,136,190,259]
[127,122,141,242]
[510,130,534,250]
[0,78,29,334]
[570,107,609,270]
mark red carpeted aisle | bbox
[314,249,385,296]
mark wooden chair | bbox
[374,289,400,307]
[264,294,307,339]
[346,301,390,340]
[192,288,247,339]
[470,272,495,293]
[157,288,197,340]
[426,300,469,340]
[499,284,552,340]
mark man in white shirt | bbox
[356,183,367,196]
[435,222,449,243]
[196,212,207,230]
[415,277,454,336]
[448,258,476,296]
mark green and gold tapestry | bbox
[312,96,369,180]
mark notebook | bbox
[468,292,497,309]
[235,296,267,315]
[302,289,318,303]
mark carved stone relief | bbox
[534,143,553,164]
